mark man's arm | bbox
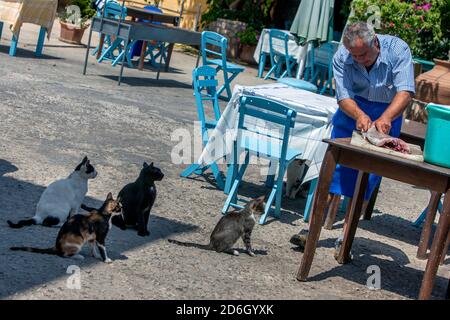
[373,91,412,134]
[338,98,372,132]
[373,38,415,134]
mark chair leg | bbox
[9,32,19,56]
[265,160,276,188]
[210,162,225,190]
[260,187,277,225]
[0,21,3,41]
[303,178,318,222]
[35,27,46,57]
[180,163,201,177]
[258,53,267,78]
[99,38,122,63]
[440,232,450,265]
[222,153,249,214]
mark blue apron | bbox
[329,95,403,200]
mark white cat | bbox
[285,159,307,199]
[7,156,97,228]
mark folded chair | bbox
[201,31,245,101]
[222,96,302,224]
[180,66,225,190]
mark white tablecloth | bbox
[198,83,339,183]
[253,28,308,79]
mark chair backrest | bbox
[201,31,228,68]
[268,29,290,60]
[103,0,127,19]
[192,66,221,144]
[237,95,296,159]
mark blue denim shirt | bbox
[333,34,416,104]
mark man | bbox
[291,21,415,249]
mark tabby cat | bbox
[168,196,265,256]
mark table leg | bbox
[96,34,105,59]
[439,231,449,265]
[165,43,174,72]
[138,41,148,70]
[419,189,450,299]
[0,21,3,41]
[336,170,369,264]
[9,32,19,56]
[363,181,380,220]
[35,27,46,57]
[417,192,441,259]
[297,146,339,281]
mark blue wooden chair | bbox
[222,96,302,224]
[96,1,129,65]
[414,195,443,226]
[180,66,225,190]
[201,31,245,101]
[303,41,338,95]
[264,29,297,80]
[0,21,47,57]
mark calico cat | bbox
[7,156,97,228]
[10,193,122,263]
[111,162,164,237]
[168,196,265,256]
[285,159,308,199]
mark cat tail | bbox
[10,246,58,255]
[7,218,36,229]
[167,239,212,251]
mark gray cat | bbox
[168,196,265,256]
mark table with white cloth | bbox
[0,0,58,56]
[198,83,339,184]
[253,29,308,79]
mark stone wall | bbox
[206,18,247,60]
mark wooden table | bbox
[84,16,201,84]
[297,138,450,299]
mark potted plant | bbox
[59,0,96,45]
[237,27,259,64]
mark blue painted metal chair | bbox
[180,66,225,190]
[264,29,297,80]
[0,21,47,57]
[201,31,245,101]
[222,96,302,224]
[257,31,269,78]
[130,5,169,67]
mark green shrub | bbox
[349,0,449,61]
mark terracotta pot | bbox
[59,21,89,45]
[415,59,450,105]
[239,44,257,65]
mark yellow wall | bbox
[125,0,208,30]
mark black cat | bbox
[113,162,164,236]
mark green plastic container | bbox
[423,103,450,168]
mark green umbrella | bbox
[290,0,335,46]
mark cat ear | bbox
[143,162,149,168]
[82,156,88,164]
[106,192,113,200]
[149,162,154,168]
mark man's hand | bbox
[356,114,372,132]
[373,115,392,134]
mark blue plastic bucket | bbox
[423,103,450,168]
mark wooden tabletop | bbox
[126,6,179,25]
[325,138,450,178]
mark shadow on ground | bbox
[0,159,198,298]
